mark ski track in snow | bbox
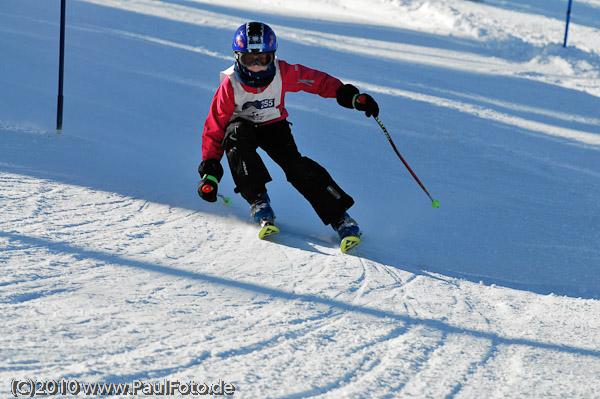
[2,171,600,398]
[2,0,600,397]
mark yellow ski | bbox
[341,235,361,254]
[258,224,280,240]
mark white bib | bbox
[220,60,283,124]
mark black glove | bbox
[352,93,379,118]
[335,83,379,118]
[197,159,224,203]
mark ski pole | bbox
[374,116,440,208]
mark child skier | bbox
[197,22,379,252]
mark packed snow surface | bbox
[1,0,599,397]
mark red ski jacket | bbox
[201,59,343,161]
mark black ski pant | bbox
[223,118,354,226]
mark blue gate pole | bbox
[57,0,66,133]
[563,0,573,47]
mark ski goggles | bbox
[235,51,275,67]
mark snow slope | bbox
[1,0,600,397]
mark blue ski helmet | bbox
[232,22,277,53]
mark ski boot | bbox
[331,212,361,253]
[251,193,280,239]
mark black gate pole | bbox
[57,0,66,133]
